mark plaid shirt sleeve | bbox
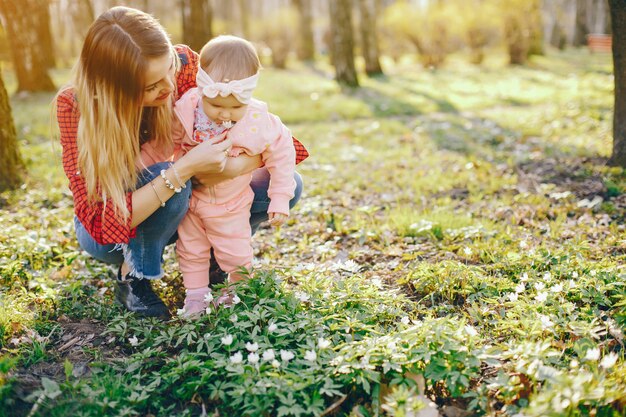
[57,88,135,245]
[174,44,309,164]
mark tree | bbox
[0,0,56,92]
[0,72,23,191]
[609,0,626,166]
[182,0,213,53]
[573,0,590,46]
[358,0,383,76]
[237,0,250,39]
[328,0,358,87]
[292,0,315,61]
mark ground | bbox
[1,49,625,416]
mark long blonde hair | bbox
[72,6,174,219]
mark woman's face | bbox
[142,53,175,107]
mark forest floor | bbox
[1,49,626,417]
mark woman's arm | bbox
[193,153,263,187]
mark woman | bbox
[56,7,307,318]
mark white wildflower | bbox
[534,282,545,291]
[205,306,212,315]
[464,325,478,337]
[232,294,241,305]
[248,352,259,364]
[550,283,563,293]
[229,352,243,364]
[400,316,410,325]
[590,270,597,276]
[572,271,579,278]
[463,247,473,256]
[520,272,529,281]
[262,349,275,361]
[304,350,317,362]
[318,338,331,349]
[280,350,295,361]
[508,292,519,302]
[371,277,383,288]
[519,240,528,249]
[268,323,278,333]
[230,314,238,323]
[221,120,233,128]
[271,359,281,368]
[221,335,233,346]
[543,272,552,281]
[294,291,310,303]
[342,259,361,272]
[539,314,554,329]
[515,283,525,293]
[600,352,618,369]
[204,292,214,303]
[128,335,139,347]
[535,292,548,303]
[568,279,577,288]
[585,348,601,361]
[177,308,186,316]
[245,342,259,352]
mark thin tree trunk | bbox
[609,0,626,166]
[358,0,383,76]
[328,0,358,87]
[182,0,213,53]
[237,0,250,39]
[0,72,23,191]
[527,0,544,56]
[573,0,590,46]
[0,0,56,92]
[292,0,315,61]
[39,0,56,69]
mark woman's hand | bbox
[175,133,233,180]
[194,153,263,187]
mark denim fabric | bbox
[74,162,192,279]
[249,168,303,235]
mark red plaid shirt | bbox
[58,44,309,245]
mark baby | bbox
[173,35,296,316]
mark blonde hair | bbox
[199,35,261,82]
[69,6,175,220]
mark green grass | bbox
[1,49,625,416]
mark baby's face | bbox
[202,94,248,126]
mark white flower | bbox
[520,272,529,281]
[539,314,554,329]
[318,338,331,349]
[177,308,186,316]
[294,291,310,303]
[271,359,281,368]
[543,272,552,281]
[232,294,241,305]
[508,292,519,302]
[371,277,383,288]
[204,292,214,303]
[221,335,233,346]
[534,282,545,291]
[590,270,597,276]
[245,342,259,352]
[128,335,139,346]
[268,323,278,333]
[280,350,295,361]
[304,350,317,362]
[463,247,472,256]
[519,240,528,249]
[205,306,212,315]
[585,348,601,361]
[535,292,548,303]
[342,259,361,272]
[262,349,275,361]
[464,325,478,337]
[572,271,579,278]
[568,279,577,288]
[230,352,243,364]
[221,120,233,129]
[230,314,238,323]
[400,316,410,325]
[550,283,563,293]
[600,352,618,369]
[248,352,260,364]
[515,283,525,293]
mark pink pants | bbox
[177,187,254,289]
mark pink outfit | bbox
[172,89,296,288]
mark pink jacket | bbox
[172,89,296,215]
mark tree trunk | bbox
[182,0,213,53]
[39,1,56,69]
[609,0,626,166]
[358,0,383,76]
[328,0,358,87]
[0,0,56,92]
[292,0,315,61]
[527,0,544,56]
[0,72,23,191]
[237,0,250,39]
[573,0,590,46]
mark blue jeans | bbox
[75,163,303,279]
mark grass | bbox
[1,48,625,416]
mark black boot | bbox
[115,267,170,319]
[209,248,228,287]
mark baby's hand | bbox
[268,212,288,227]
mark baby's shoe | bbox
[181,287,210,318]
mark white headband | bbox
[196,67,259,104]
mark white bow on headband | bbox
[196,67,259,104]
